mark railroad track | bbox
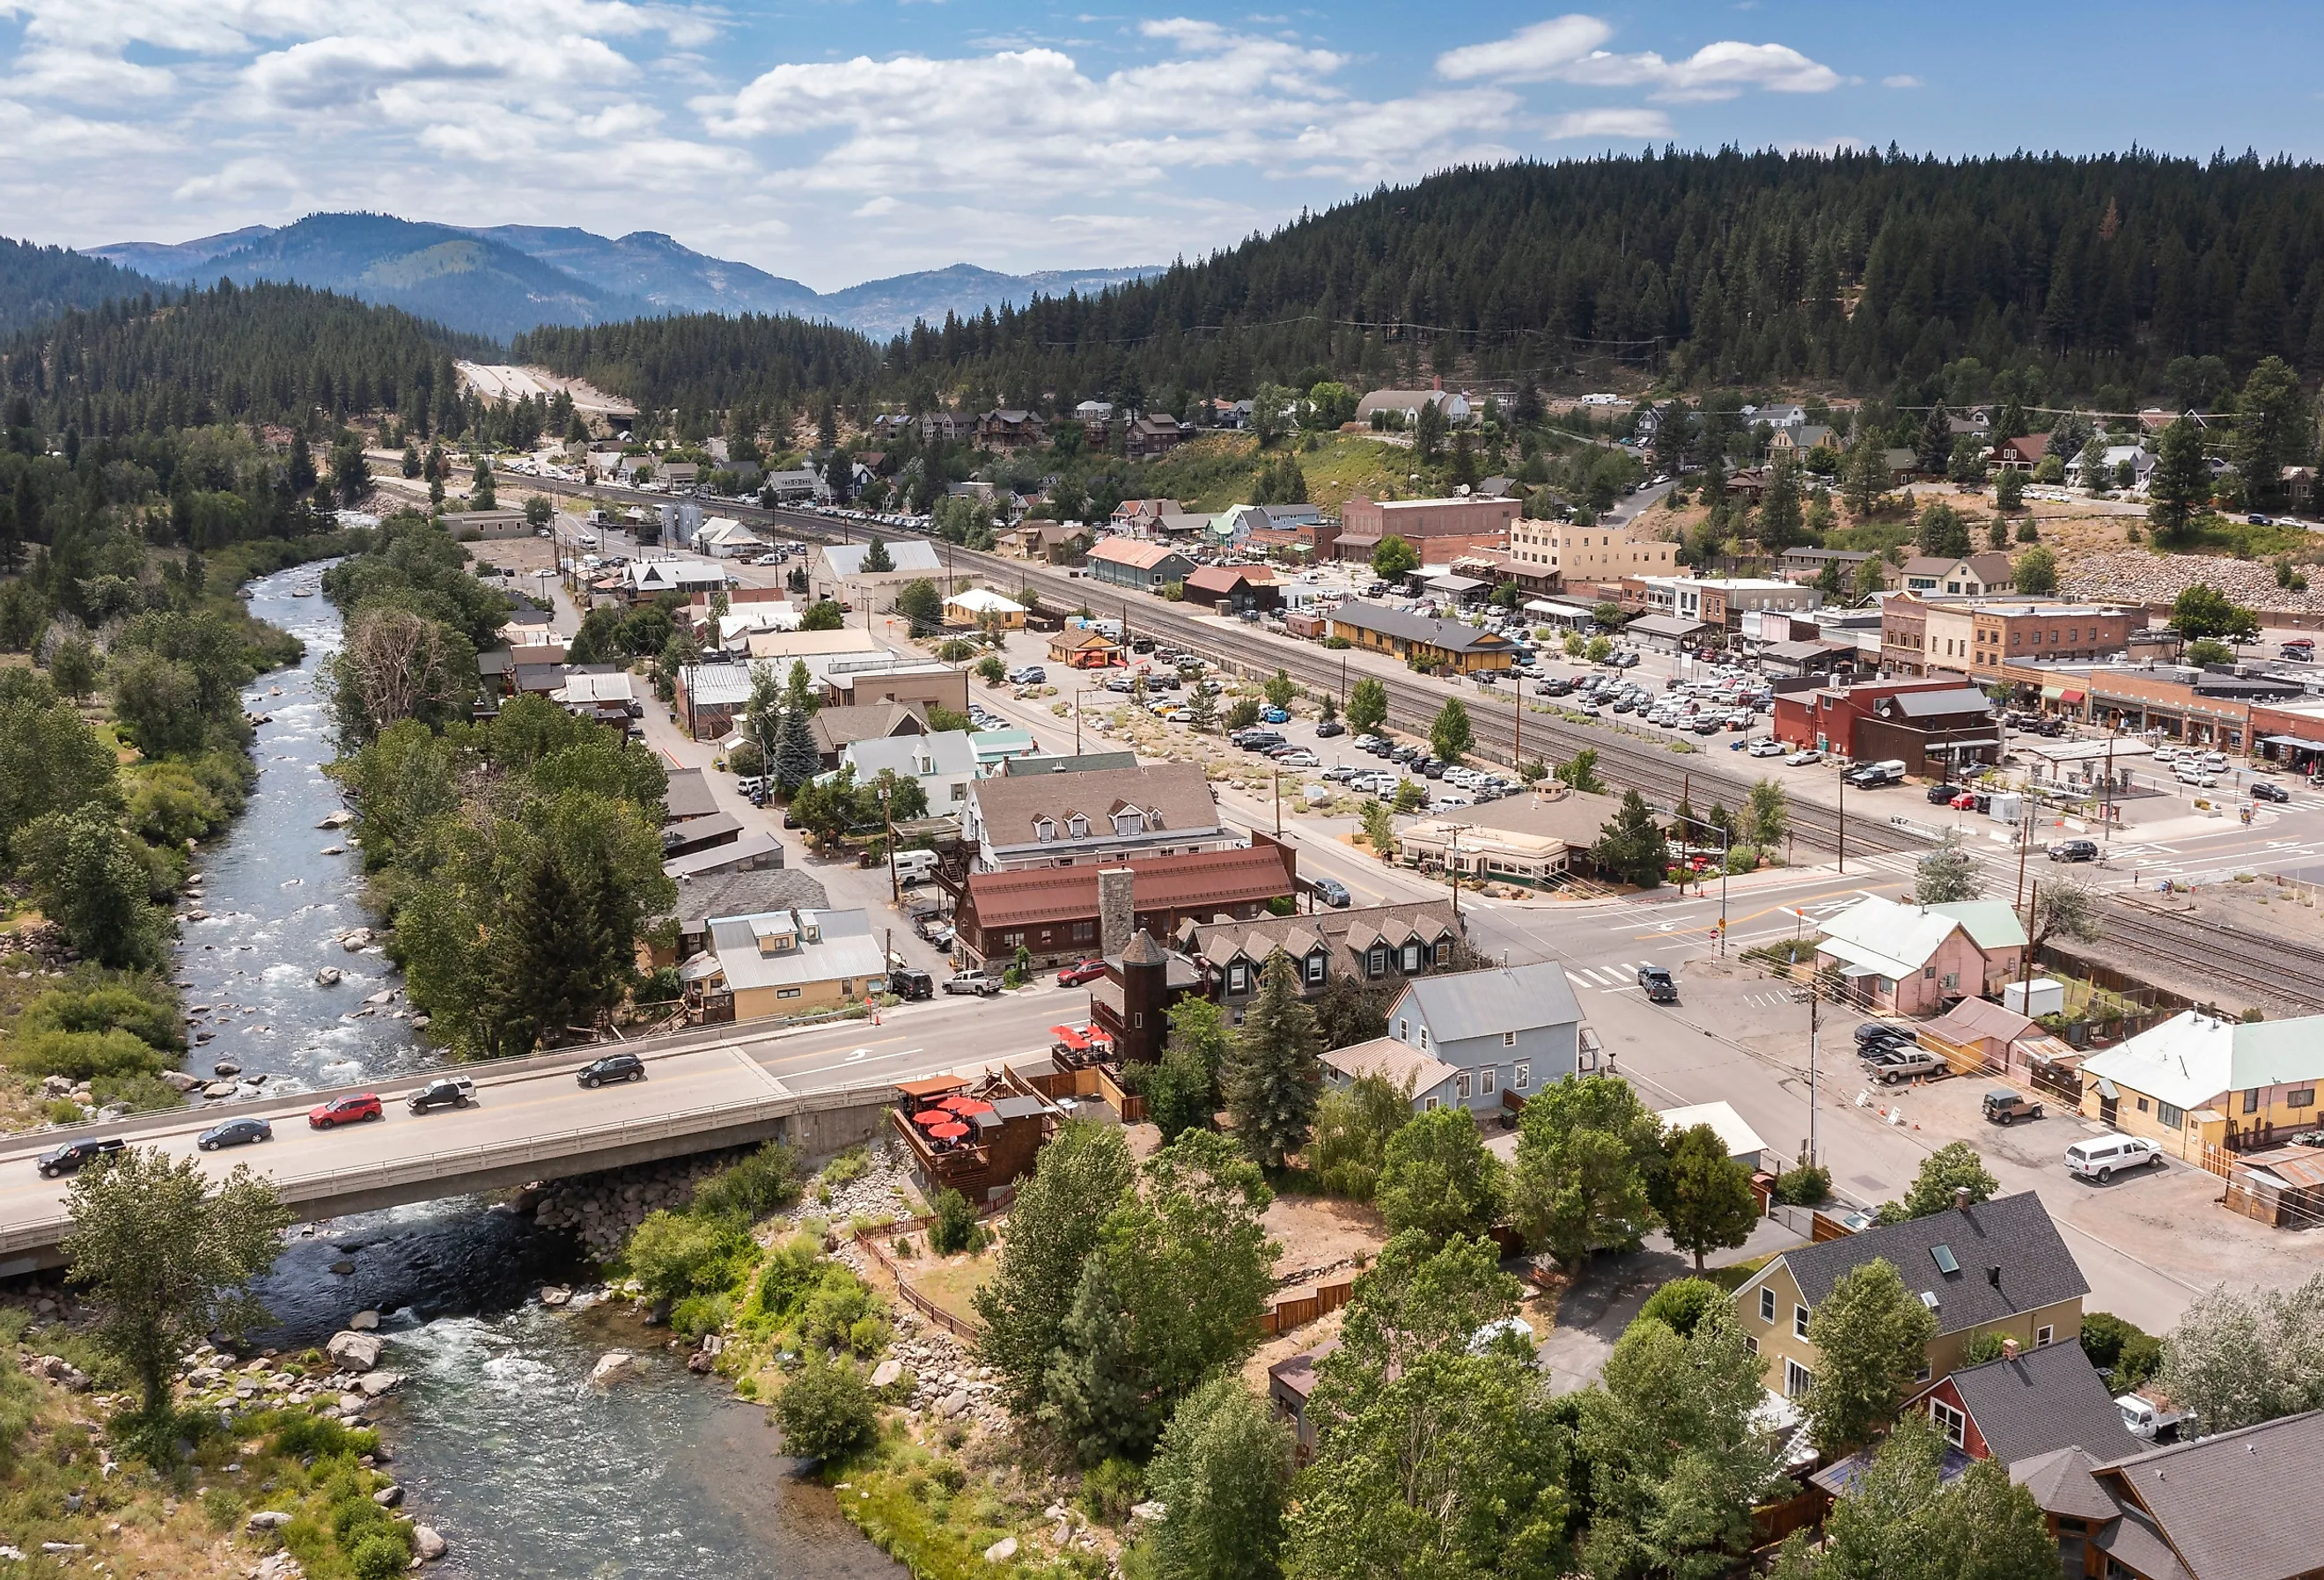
[2085,907,2324,1010]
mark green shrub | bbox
[773,1360,878,1461]
[928,1188,983,1256]
[671,1292,735,1343]
[691,1142,802,1224]
[754,1236,825,1324]
[1961,1330,2010,1365]
[821,1147,870,1187]
[351,1531,411,1580]
[21,977,183,1051]
[201,1485,244,1532]
[89,1070,188,1113]
[2080,1311,2163,1391]
[1771,1164,1831,1207]
[801,1268,888,1356]
[123,763,228,848]
[8,1027,170,1083]
[1079,1457,1145,1525]
[621,1210,754,1305]
[1636,1276,1724,1338]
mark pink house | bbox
[1813,897,2028,1017]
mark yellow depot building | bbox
[2077,1010,2324,1158]
[1729,1192,2088,1403]
[680,908,887,1023]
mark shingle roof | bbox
[1392,962,1582,1045]
[1180,901,1460,983]
[1941,1342,2144,1464]
[2094,1410,2324,1580]
[1327,601,1511,656]
[1321,1037,1460,1099]
[1778,1191,2088,1339]
[808,702,929,757]
[661,768,721,822]
[662,866,831,935]
[970,762,1219,851]
[964,843,1296,930]
[2009,1446,2121,1523]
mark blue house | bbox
[1376,962,1585,1113]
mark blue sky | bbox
[0,1,2309,290]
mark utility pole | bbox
[2019,878,2040,1008]
[884,784,901,907]
[1273,767,1283,837]
[2015,800,2033,911]
[1448,827,1460,922]
[1836,770,1845,876]
[1807,987,1820,1165]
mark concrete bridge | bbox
[0,1027,900,1275]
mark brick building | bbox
[1772,677,1999,771]
[1504,519,1679,592]
[1334,495,1519,564]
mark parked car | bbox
[1854,1020,1912,1048]
[2049,839,2100,863]
[1261,706,1291,724]
[577,1053,645,1088]
[1636,965,1679,1003]
[407,1076,477,1113]
[2063,1134,2166,1182]
[1315,719,1345,738]
[1272,748,1320,768]
[1747,739,1784,758]
[1927,783,1959,805]
[36,1137,125,1178]
[1785,748,1824,766]
[1056,959,1107,987]
[1982,1090,2044,1126]
[945,970,1004,996]
[1310,876,1352,908]
[197,1117,274,1151]
[2254,781,2292,803]
[1872,1047,1948,1084]
[1007,665,1047,684]
[890,967,935,1001]
[309,1093,384,1129]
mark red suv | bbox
[309,1093,383,1130]
[1056,959,1107,987]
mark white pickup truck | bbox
[2116,1391,2188,1442]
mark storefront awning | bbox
[2060,688,2085,703]
[1931,738,2001,751]
[2041,685,2063,700]
[2261,734,2324,753]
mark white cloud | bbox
[1543,107,1672,141]
[1883,73,1923,89]
[1435,15,1840,103]
[1435,15,1613,84]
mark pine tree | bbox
[1591,790,1668,889]
[1223,955,1321,1168]
[1758,458,1804,551]
[2148,416,2210,541]
[1916,403,1953,474]
[489,847,613,1054]
[773,706,822,792]
[1186,682,1217,733]
[862,535,894,572]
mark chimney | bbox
[2002,1337,2019,1360]
[1954,1186,1973,1213]
[1431,374,1443,392]
[1097,867,1136,959]
[1986,1265,2002,1290]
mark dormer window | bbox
[1034,817,1056,842]
[1369,945,1387,976]
[1113,810,1145,835]
[1147,806,1166,829]
[1067,814,1090,838]
[1305,952,1326,985]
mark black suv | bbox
[2048,839,2099,863]
[37,1137,124,1178]
[578,1053,645,1088]
[408,1077,476,1113]
[1636,965,1679,1003]
[890,968,935,1002]
[2254,781,2292,804]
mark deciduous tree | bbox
[1346,676,1388,733]
[1378,1108,1503,1245]
[1430,697,1475,762]
[1914,830,1982,904]
[975,1121,1136,1422]
[1895,1141,2001,1220]
[1803,1258,1938,1456]
[1504,1073,1665,1268]
[1145,1374,1293,1580]
[1652,1122,1761,1271]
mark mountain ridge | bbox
[85,213,1163,342]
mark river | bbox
[184,564,896,1580]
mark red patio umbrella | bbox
[913,1108,951,1127]
[929,1121,970,1140]
[951,1099,996,1116]
[938,1094,984,1112]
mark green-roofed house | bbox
[2078,1009,2324,1158]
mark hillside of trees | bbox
[0,237,157,338]
[528,150,2324,421]
[0,280,492,439]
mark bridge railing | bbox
[0,1077,902,1258]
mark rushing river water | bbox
[188,566,897,1580]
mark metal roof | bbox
[1391,961,1582,1045]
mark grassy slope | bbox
[1142,432,1414,514]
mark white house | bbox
[627,559,730,599]
[693,518,762,558]
[2064,445,2156,491]
[832,729,982,813]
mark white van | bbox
[2063,1135,2166,1182]
[891,849,939,886]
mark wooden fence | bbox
[852,1210,990,1341]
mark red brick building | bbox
[953,838,1299,968]
[1334,495,1519,564]
[1773,678,1999,771]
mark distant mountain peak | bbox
[73,211,1164,343]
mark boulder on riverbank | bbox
[411,1526,447,1563]
[588,1351,636,1386]
[326,1332,382,1372]
[313,967,342,988]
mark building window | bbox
[1071,922,1095,941]
[1455,1071,1470,1099]
[1227,964,1248,993]
[1760,1288,1776,1323]
[776,987,801,1000]
[2246,1089,2261,1113]
[1482,1066,1497,1094]
[1397,1018,1409,1042]
[2293,1090,2317,1109]
[1417,1027,1430,1050]
[1794,1304,1810,1341]
[1503,1031,1517,1048]
[2159,1102,2186,1129]
[1746,1334,1760,1356]
[1916,1362,1931,1383]
[1784,1360,1813,1399]
[1434,941,1451,966]
[1423,1096,1438,1112]
[1515,1062,1530,1091]
[1402,944,1422,972]
[1930,1398,1967,1449]
[1306,953,1326,985]
[2036,1325,2055,1347]
[1370,946,1388,976]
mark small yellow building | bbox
[1326,601,1514,675]
[681,908,886,1022]
[945,587,1028,629]
[1729,1191,2088,1403]
[2078,1009,2324,1157]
